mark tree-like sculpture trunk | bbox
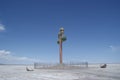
[59,38,62,64]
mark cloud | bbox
[109,46,120,52]
[0,24,5,32]
[0,50,38,63]
[0,50,10,56]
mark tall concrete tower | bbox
[57,27,67,64]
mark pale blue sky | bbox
[0,0,120,64]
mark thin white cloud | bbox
[0,50,10,56]
[0,24,5,31]
[0,50,38,63]
[109,45,120,52]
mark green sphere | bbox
[62,36,67,41]
[57,40,60,44]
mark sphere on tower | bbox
[60,27,64,34]
[60,27,64,30]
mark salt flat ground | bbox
[0,64,120,80]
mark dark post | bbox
[59,37,62,64]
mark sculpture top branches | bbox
[57,28,67,44]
